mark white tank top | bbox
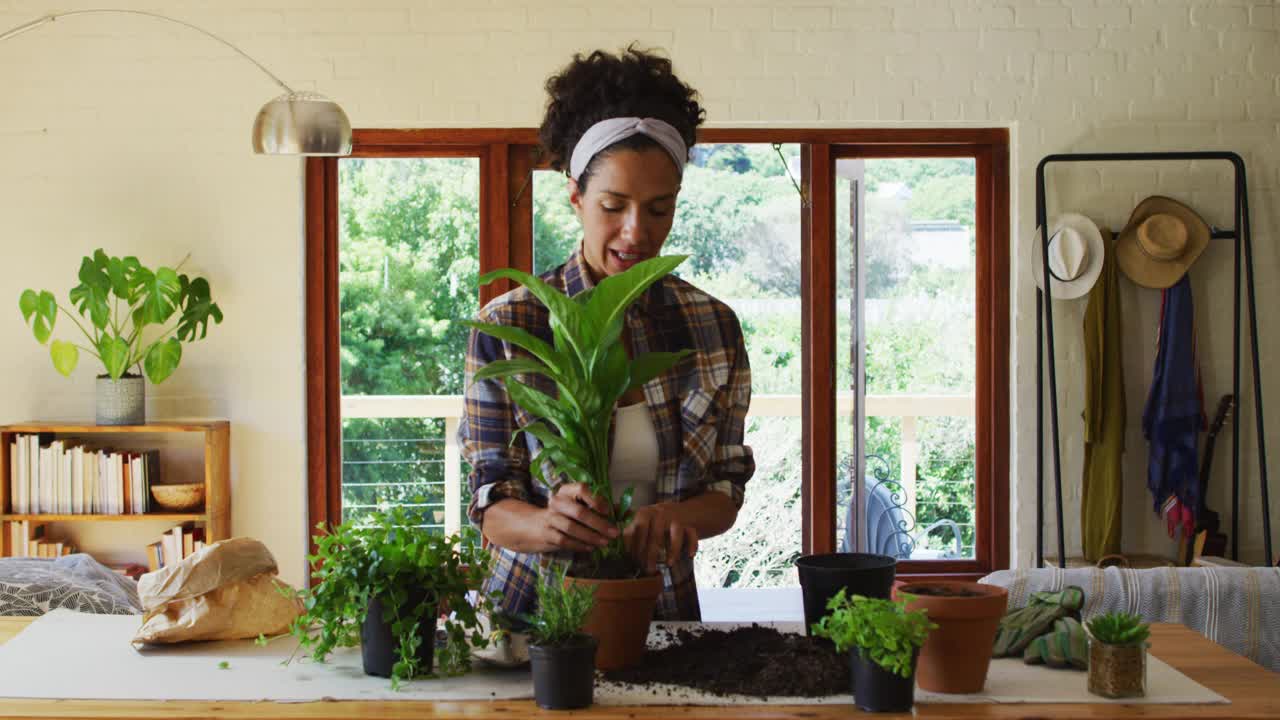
[608,403,660,508]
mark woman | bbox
[460,47,754,621]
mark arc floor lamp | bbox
[0,9,352,156]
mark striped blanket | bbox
[981,566,1280,672]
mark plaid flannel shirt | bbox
[459,248,754,621]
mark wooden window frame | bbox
[306,128,1009,579]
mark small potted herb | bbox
[523,564,598,710]
[19,248,223,425]
[466,255,692,670]
[1085,612,1150,698]
[812,588,935,713]
[288,505,493,689]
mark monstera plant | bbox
[466,254,691,570]
[19,249,223,384]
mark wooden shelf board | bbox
[1,421,227,434]
[0,513,207,523]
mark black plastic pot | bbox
[529,635,598,710]
[795,553,897,633]
[851,647,917,713]
[360,591,437,678]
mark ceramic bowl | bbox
[150,483,205,512]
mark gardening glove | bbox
[991,585,1085,657]
[1022,616,1088,670]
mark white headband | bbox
[568,117,688,182]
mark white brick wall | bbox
[1,0,1277,585]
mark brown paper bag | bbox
[132,537,303,645]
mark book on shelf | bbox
[107,562,148,580]
[121,456,133,516]
[4,521,74,558]
[5,433,163,517]
[146,522,205,571]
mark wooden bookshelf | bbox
[0,513,208,522]
[0,421,230,559]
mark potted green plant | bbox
[812,588,935,713]
[465,255,692,671]
[288,505,493,689]
[1085,612,1150,699]
[892,580,1008,693]
[18,248,223,425]
[523,564,598,710]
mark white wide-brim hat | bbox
[1032,213,1106,300]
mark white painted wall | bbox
[0,0,1276,587]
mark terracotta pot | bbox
[893,581,1007,694]
[567,573,662,671]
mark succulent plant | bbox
[1086,612,1150,646]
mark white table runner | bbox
[0,611,1226,705]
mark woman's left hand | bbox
[624,503,699,574]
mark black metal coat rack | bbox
[1035,151,1272,568]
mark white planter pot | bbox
[96,375,145,426]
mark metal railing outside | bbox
[339,393,976,544]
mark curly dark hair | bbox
[539,45,705,190]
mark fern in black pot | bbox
[289,505,494,689]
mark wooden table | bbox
[0,617,1276,718]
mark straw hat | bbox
[1032,213,1106,300]
[1115,196,1210,289]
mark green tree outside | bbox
[336,148,979,578]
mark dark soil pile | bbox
[901,584,983,597]
[570,553,640,580]
[603,624,847,698]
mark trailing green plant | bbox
[1086,612,1150,646]
[811,589,936,679]
[465,255,693,573]
[287,505,494,689]
[19,248,223,383]
[522,563,596,647]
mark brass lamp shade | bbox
[252,91,352,156]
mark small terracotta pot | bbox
[894,581,1007,694]
[567,573,662,671]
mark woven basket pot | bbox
[96,375,145,426]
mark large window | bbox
[336,157,479,530]
[837,157,978,562]
[307,129,1008,579]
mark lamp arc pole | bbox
[0,9,351,155]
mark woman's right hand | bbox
[538,483,619,553]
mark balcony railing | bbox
[340,393,974,539]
